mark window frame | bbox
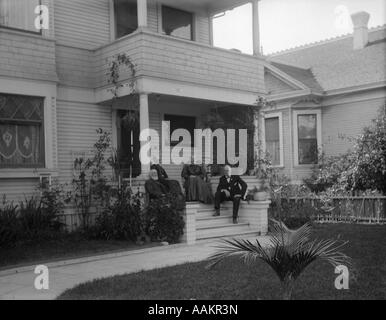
[112,0,138,39]
[0,78,57,179]
[0,0,43,35]
[160,5,195,41]
[0,93,45,169]
[293,109,322,167]
[263,112,284,168]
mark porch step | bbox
[196,207,230,218]
[196,215,239,228]
[197,223,257,240]
[196,222,257,241]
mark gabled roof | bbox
[267,25,386,92]
[269,62,324,93]
[264,61,324,100]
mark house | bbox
[1,1,384,240]
[0,0,269,242]
[262,12,386,183]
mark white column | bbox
[139,93,150,176]
[137,0,148,29]
[252,0,261,55]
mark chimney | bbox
[351,11,370,50]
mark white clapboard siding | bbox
[0,31,57,82]
[54,0,110,49]
[148,1,159,33]
[322,98,383,156]
[56,100,113,184]
[0,179,39,203]
[55,45,96,88]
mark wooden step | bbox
[196,222,253,240]
[196,215,241,228]
[197,224,258,240]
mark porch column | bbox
[253,110,260,158]
[252,0,261,55]
[137,0,148,29]
[139,93,150,176]
[256,109,265,159]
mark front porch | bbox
[108,94,262,180]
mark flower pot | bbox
[254,191,267,201]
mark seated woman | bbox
[147,165,185,209]
[145,169,168,200]
[181,163,213,204]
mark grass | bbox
[58,224,386,300]
[0,233,161,270]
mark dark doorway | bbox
[117,110,141,178]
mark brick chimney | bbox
[351,11,370,50]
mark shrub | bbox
[90,185,142,241]
[144,194,185,244]
[0,197,20,247]
[18,196,64,241]
[270,199,321,229]
[304,104,386,195]
[0,192,65,246]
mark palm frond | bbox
[269,219,313,254]
[206,220,352,286]
[206,238,268,269]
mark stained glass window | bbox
[0,93,45,168]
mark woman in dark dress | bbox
[145,169,168,200]
[181,164,213,204]
[148,165,185,209]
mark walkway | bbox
[0,236,269,300]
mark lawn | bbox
[58,224,386,300]
[0,234,161,270]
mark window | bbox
[114,0,138,39]
[162,6,193,40]
[294,111,321,165]
[265,116,281,166]
[0,0,41,33]
[164,114,196,147]
[0,93,45,168]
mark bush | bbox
[0,192,65,247]
[89,185,142,241]
[0,198,19,247]
[270,199,321,229]
[144,194,185,244]
[18,196,63,241]
[304,104,386,195]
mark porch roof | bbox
[157,0,252,14]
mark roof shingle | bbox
[268,26,386,91]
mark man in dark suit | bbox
[213,165,248,224]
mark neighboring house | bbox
[263,12,386,183]
[0,0,265,201]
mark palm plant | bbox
[206,219,351,300]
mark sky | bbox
[213,0,386,54]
